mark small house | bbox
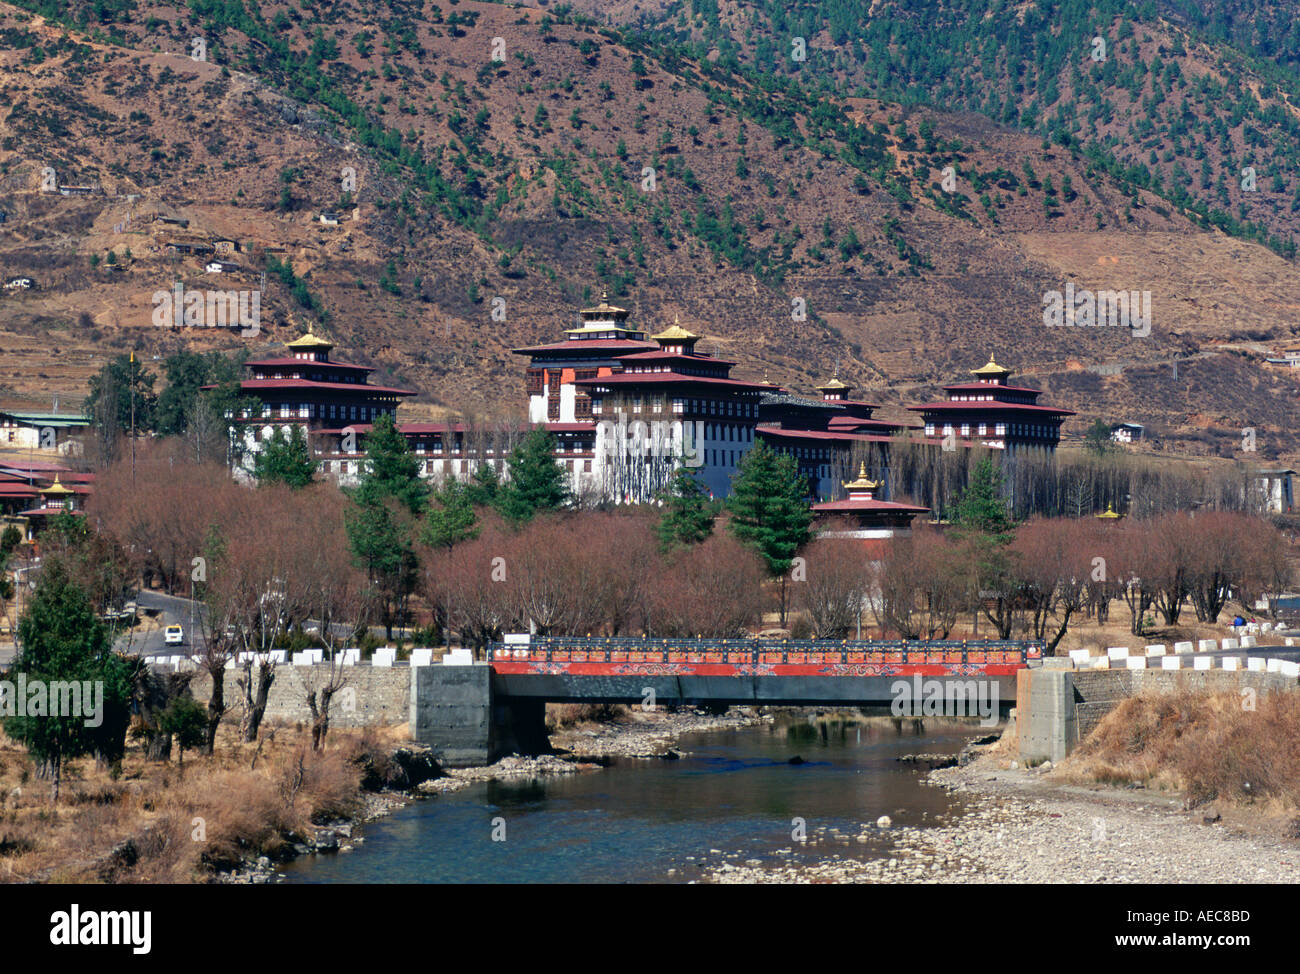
[1110,422,1144,444]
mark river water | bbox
[281,714,983,884]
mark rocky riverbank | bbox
[706,737,1300,884]
[553,706,769,759]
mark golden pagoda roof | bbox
[970,355,1013,378]
[651,316,700,343]
[817,377,849,390]
[1095,503,1123,519]
[841,462,880,492]
[286,321,333,349]
[40,475,72,496]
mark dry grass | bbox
[0,719,387,883]
[1059,689,1300,810]
[545,703,629,732]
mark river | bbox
[281,714,983,884]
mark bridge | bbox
[412,637,1041,766]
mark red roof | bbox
[575,373,769,391]
[827,416,908,432]
[239,378,416,396]
[397,421,589,436]
[17,507,84,517]
[0,461,73,474]
[940,382,1046,396]
[812,498,930,514]
[245,356,374,372]
[513,339,657,355]
[755,426,896,444]
[907,401,1076,416]
[613,350,738,367]
[543,422,597,432]
[310,425,373,435]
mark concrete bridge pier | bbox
[409,664,549,767]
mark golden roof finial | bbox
[970,354,1013,379]
[41,475,72,495]
[841,462,880,493]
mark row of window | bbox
[924,421,1056,438]
[259,402,394,422]
[948,393,1031,404]
[409,439,595,456]
[257,371,361,384]
[594,397,759,417]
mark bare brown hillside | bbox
[0,0,1297,461]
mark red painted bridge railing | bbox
[489,636,1041,668]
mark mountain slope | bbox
[1,0,1299,460]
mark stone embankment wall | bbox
[186,664,410,729]
[1017,667,1298,763]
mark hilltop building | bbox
[907,356,1075,455]
[224,325,416,484]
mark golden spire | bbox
[841,462,880,493]
[41,475,73,496]
[970,354,1013,379]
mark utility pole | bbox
[129,349,136,487]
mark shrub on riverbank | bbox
[1062,690,1300,809]
[545,703,629,732]
[0,721,399,882]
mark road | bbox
[114,590,209,658]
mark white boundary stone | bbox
[1160,656,1181,670]
[1193,656,1213,671]
[1106,646,1130,660]
[1145,644,1167,657]
[1125,657,1147,670]
[1198,639,1217,652]
[1173,641,1194,654]
[1247,657,1266,672]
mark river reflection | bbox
[281,713,985,884]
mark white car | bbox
[164,625,184,646]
